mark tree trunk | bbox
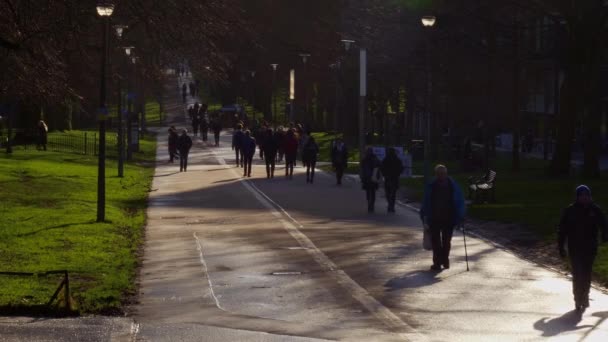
[549,75,576,176]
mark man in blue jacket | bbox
[420,164,466,271]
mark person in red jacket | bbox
[283,129,299,179]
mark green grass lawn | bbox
[0,135,156,314]
[145,101,162,127]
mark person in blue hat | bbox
[558,185,608,311]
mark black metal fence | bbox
[0,129,119,157]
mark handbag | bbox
[422,224,432,251]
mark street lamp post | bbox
[96,2,114,223]
[114,25,127,178]
[124,47,135,161]
[421,15,436,184]
[250,71,256,121]
[341,39,366,161]
[270,64,278,126]
[299,53,311,123]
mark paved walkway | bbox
[134,73,608,341]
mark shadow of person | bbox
[385,270,442,291]
[533,310,592,337]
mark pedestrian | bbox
[276,126,285,163]
[302,135,319,184]
[331,137,348,185]
[558,185,608,311]
[192,110,200,137]
[263,128,278,178]
[255,126,266,160]
[381,147,404,213]
[298,129,310,166]
[232,124,245,167]
[242,130,256,177]
[36,120,48,151]
[360,148,381,213]
[211,118,222,147]
[420,165,466,271]
[200,108,209,142]
[177,129,193,172]
[187,105,195,121]
[283,129,298,179]
[182,83,188,104]
[168,126,178,163]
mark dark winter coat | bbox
[168,131,178,149]
[302,140,319,163]
[212,121,222,135]
[232,130,244,149]
[262,132,278,157]
[558,202,608,257]
[331,143,348,169]
[242,136,257,157]
[177,134,193,153]
[360,154,381,190]
[420,177,466,227]
[381,154,404,188]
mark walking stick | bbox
[461,224,470,271]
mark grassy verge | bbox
[0,134,156,315]
[145,101,162,127]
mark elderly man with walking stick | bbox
[420,165,466,271]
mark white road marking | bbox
[209,146,425,342]
[193,231,226,311]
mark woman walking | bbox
[360,148,381,213]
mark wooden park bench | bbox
[468,169,497,203]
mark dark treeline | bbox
[1,0,606,177]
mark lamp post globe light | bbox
[96,1,114,223]
[341,39,355,52]
[114,24,127,38]
[422,15,436,185]
[421,15,437,27]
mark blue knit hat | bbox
[576,185,591,197]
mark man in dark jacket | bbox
[558,185,608,311]
[360,148,381,213]
[420,165,466,271]
[381,148,404,213]
[331,138,348,185]
[232,124,245,167]
[242,130,256,177]
[262,128,278,178]
[176,129,193,172]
